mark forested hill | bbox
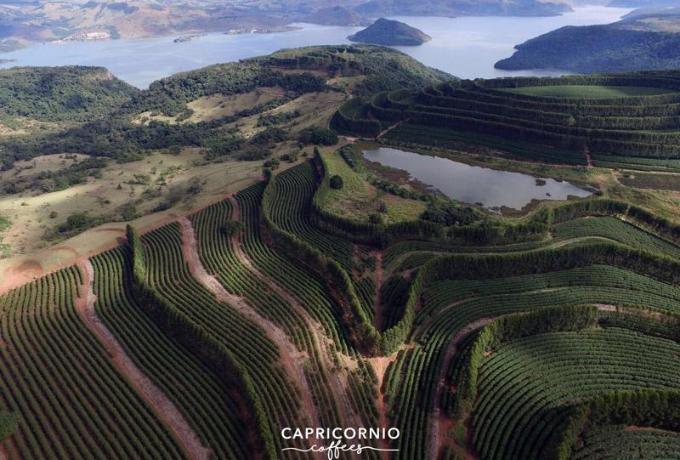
[495,14,680,73]
[348,18,432,46]
[0,66,139,122]
[0,45,452,168]
[127,45,452,115]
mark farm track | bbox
[376,120,406,140]
[74,259,211,460]
[177,215,324,440]
[385,232,653,279]
[367,344,414,460]
[429,318,494,460]
[226,197,364,438]
[372,250,384,330]
[584,145,593,169]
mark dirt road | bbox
[75,259,211,460]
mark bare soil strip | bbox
[371,250,384,330]
[176,216,323,435]
[584,145,593,169]
[625,426,679,434]
[226,197,364,436]
[376,120,406,140]
[429,318,495,460]
[74,259,211,460]
[366,344,415,460]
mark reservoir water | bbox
[363,147,593,209]
[0,6,630,87]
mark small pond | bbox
[363,147,592,209]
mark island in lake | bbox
[348,18,432,46]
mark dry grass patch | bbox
[232,91,346,139]
[0,149,264,256]
[132,87,285,125]
[185,87,285,123]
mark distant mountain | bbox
[304,6,364,26]
[348,18,431,46]
[625,7,680,17]
[609,0,679,7]
[495,12,680,73]
[0,0,574,46]
[353,0,572,17]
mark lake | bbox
[0,6,630,88]
[363,147,593,209]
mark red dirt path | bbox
[74,259,211,460]
[429,318,495,460]
[226,197,364,448]
[371,250,384,330]
[176,215,324,440]
[584,145,593,169]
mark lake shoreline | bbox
[0,6,631,88]
[362,146,593,210]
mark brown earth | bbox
[429,318,495,460]
[74,259,211,460]
[366,343,415,460]
[176,215,324,441]
[226,197,365,451]
[371,250,384,330]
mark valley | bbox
[0,42,678,460]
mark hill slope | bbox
[0,45,451,167]
[132,45,452,112]
[304,6,364,26]
[0,66,138,122]
[348,18,432,46]
[495,13,680,73]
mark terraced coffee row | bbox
[140,224,308,457]
[0,268,184,459]
[91,248,248,459]
[1,151,678,460]
[473,329,680,460]
[336,72,680,168]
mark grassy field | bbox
[0,149,268,256]
[0,84,350,259]
[499,85,676,98]
[618,171,680,191]
[133,87,286,125]
[317,149,426,224]
[229,91,346,139]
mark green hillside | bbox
[348,18,432,46]
[495,13,680,73]
[0,66,138,122]
[0,45,679,460]
[499,85,676,98]
[335,72,680,169]
[0,45,451,168]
